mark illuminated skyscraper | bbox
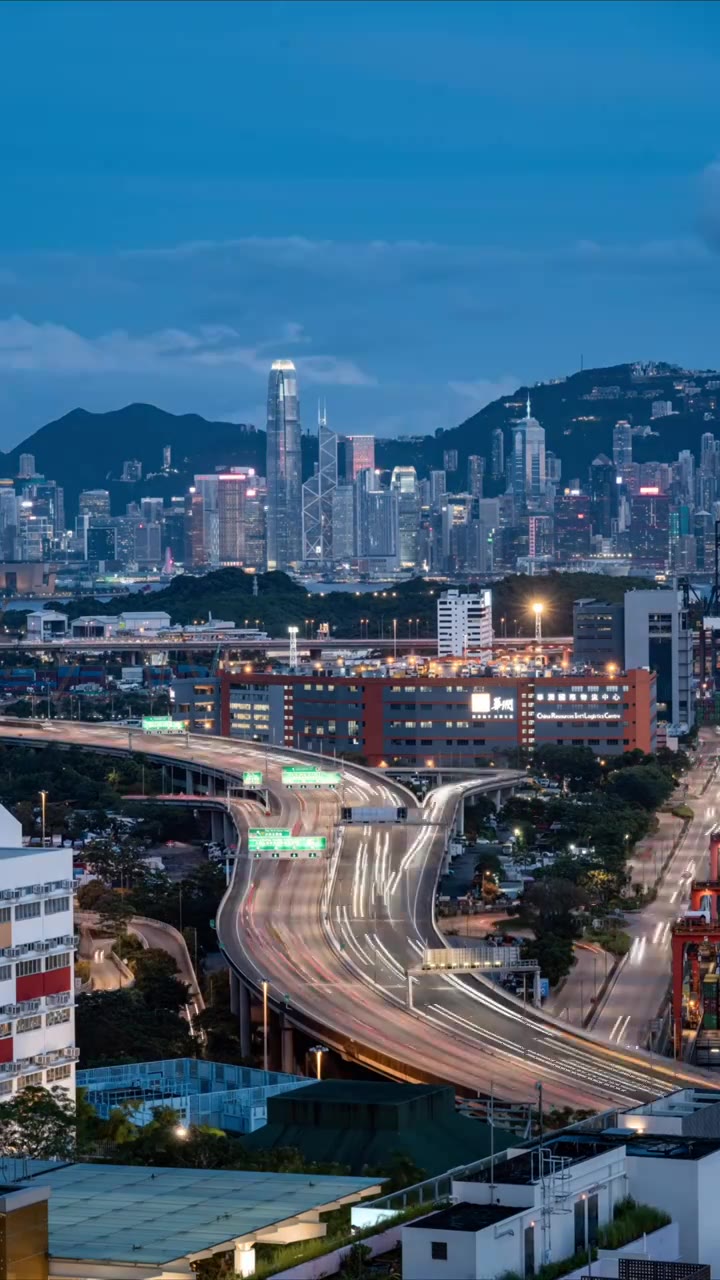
[266,359,302,570]
[302,402,337,563]
[512,397,546,506]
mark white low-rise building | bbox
[0,806,76,1098]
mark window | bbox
[17,1072,42,1089]
[17,1015,41,1033]
[47,1064,71,1082]
[0,965,10,982]
[47,1008,70,1026]
[431,1242,448,1261]
[0,908,9,924]
[45,897,70,915]
[17,959,41,977]
[15,902,40,921]
[45,952,71,972]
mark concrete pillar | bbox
[455,800,464,836]
[210,809,224,844]
[281,1019,294,1075]
[234,1243,256,1277]
[495,788,503,811]
[229,969,240,1015]
[238,980,252,1060]
[223,811,236,849]
[185,767,194,795]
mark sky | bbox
[1,0,720,447]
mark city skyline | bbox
[1,2,720,443]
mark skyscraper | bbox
[18,453,35,479]
[391,466,420,568]
[512,398,546,506]
[266,359,302,570]
[302,403,337,564]
[467,455,485,498]
[612,420,633,473]
[490,428,504,481]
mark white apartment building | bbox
[402,1092,720,1280]
[0,807,76,1098]
[437,589,493,662]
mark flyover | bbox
[0,719,713,1111]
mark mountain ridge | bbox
[6,360,719,513]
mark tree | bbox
[523,934,574,987]
[534,745,601,790]
[76,989,195,1067]
[0,1086,75,1159]
[131,949,190,1012]
[607,766,673,811]
[522,879,584,939]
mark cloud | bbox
[0,315,375,386]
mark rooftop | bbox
[468,1134,623,1185]
[16,1161,379,1266]
[405,1202,519,1233]
[625,1134,720,1162]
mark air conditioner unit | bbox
[33,1054,51,1067]
[32,885,44,895]
[0,891,13,901]
[11,890,22,900]
[34,943,50,954]
[7,948,21,959]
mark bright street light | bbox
[174,1124,189,1139]
[310,1045,329,1079]
[39,790,48,847]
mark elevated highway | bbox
[0,719,712,1110]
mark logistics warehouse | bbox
[172,668,656,764]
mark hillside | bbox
[59,568,654,639]
[5,361,720,513]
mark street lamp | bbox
[262,979,269,1072]
[174,1124,189,1139]
[39,790,48,847]
[310,1045,329,1080]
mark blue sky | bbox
[1,0,720,446]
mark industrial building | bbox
[172,667,657,763]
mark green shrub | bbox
[671,805,694,820]
[597,1197,670,1250]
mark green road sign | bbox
[142,716,186,734]
[247,832,327,853]
[281,767,342,788]
[242,770,264,787]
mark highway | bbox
[1,719,715,1110]
[592,738,718,1050]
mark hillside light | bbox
[174,1125,189,1139]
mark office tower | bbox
[624,588,693,727]
[676,451,695,503]
[163,445,172,471]
[390,466,420,569]
[555,490,593,559]
[589,454,617,539]
[467,456,485,499]
[161,502,185,562]
[467,497,499,575]
[430,470,447,505]
[140,497,164,525]
[18,453,35,479]
[443,448,458,473]
[437,588,493,662]
[612,420,633,473]
[345,435,375,480]
[331,485,355,563]
[87,525,117,561]
[629,489,670,565]
[121,459,143,482]
[184,489,205,567]
[355,470,396,564]
[134,521,162,565]
[78,489,111,520]
[490,428,504,481]
[193,474,220,566]
[545,451,561,486]
[217,469,263,567]
[511,398,546,506]
[0,487,17,559]
[266,359,302,570]
[302,404,337,564]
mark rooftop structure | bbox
[9,1161,380,1279]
